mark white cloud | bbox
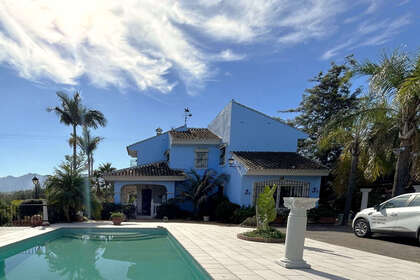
[0,0,396,94]
[322,14,411,60]
[216,50,245,62]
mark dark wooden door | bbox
[142,189,152,215]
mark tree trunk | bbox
[87,153,91,177]
[72,125,77,174]
[342,142,359,226]
[392,140,411,197]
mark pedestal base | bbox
[276,258,311,269]
[42,221,50,226]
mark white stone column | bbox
[42,200,50,226]
[277,197,318,269]
[360,188,372,210]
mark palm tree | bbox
[46,165,85,222]
[70,127,103,177]
[319,100,387,225]
[179,169,228,218]
[93,163,116,200]
[48,91,107,174]
[97,162,117,174]
[354,51,420,196]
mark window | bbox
[195,149,208,169]
[381,195,411,209]
[409,195,420,207]
[253,179,309,208]
[219,146,226,165]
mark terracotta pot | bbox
[31,215,42,227]
[112,217,122,225]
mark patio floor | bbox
[1,222,420,280]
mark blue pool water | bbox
[0,228,211,279]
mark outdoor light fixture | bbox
[228,157,235,166]
[32,176,39,186]
[32,176,40,199]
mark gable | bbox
[208,101,232,144]
[229,101,307,152]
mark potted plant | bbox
[110,212,125,225]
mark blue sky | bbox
[0,0,418,177]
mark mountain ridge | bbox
[0,173,48,193]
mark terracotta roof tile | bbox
[106,162,185,177]
[169,128,221,141]
[233,151,327,170]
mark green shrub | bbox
[0,201,12,226]
[90,193,103,220]
[156,200,189,219]
[242,228,285,240]
[240,216,257,227]
[308,204,337,222]
[232,206,255,224]
[256,185,277,230]
[101,202,122,220]
[110,212,125,219]
[214,200,240,223]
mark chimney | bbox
[156,127,163,135]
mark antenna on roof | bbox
[184,107,192,126]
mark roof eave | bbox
[103,175,187,182]
[170,139,222,145]
[246,169,329,176]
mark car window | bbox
[408,195,420,207]
[381,195,411,209]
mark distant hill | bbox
[0,173,48,193]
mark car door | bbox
[394,194,420,235]
[370,195,412,232]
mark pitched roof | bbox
[232,151,327,170]
[169,128,221,143]
[105,162,185,178]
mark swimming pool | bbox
[0,228,211,280]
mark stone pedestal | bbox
[360,188,372,210]
[42,201,50,226]
[277,197,318,269]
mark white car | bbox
[352,192,420,243]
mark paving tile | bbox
[1,221,420,280]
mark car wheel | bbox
[353,218,371,238]
[417,230,420,246]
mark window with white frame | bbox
[195,149,208,169]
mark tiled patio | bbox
[1,222,420,280]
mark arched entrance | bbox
[121,184,167,218]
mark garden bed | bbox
[237,228,285,243]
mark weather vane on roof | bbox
[184,107,192,126]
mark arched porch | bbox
[114,181,176,218]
